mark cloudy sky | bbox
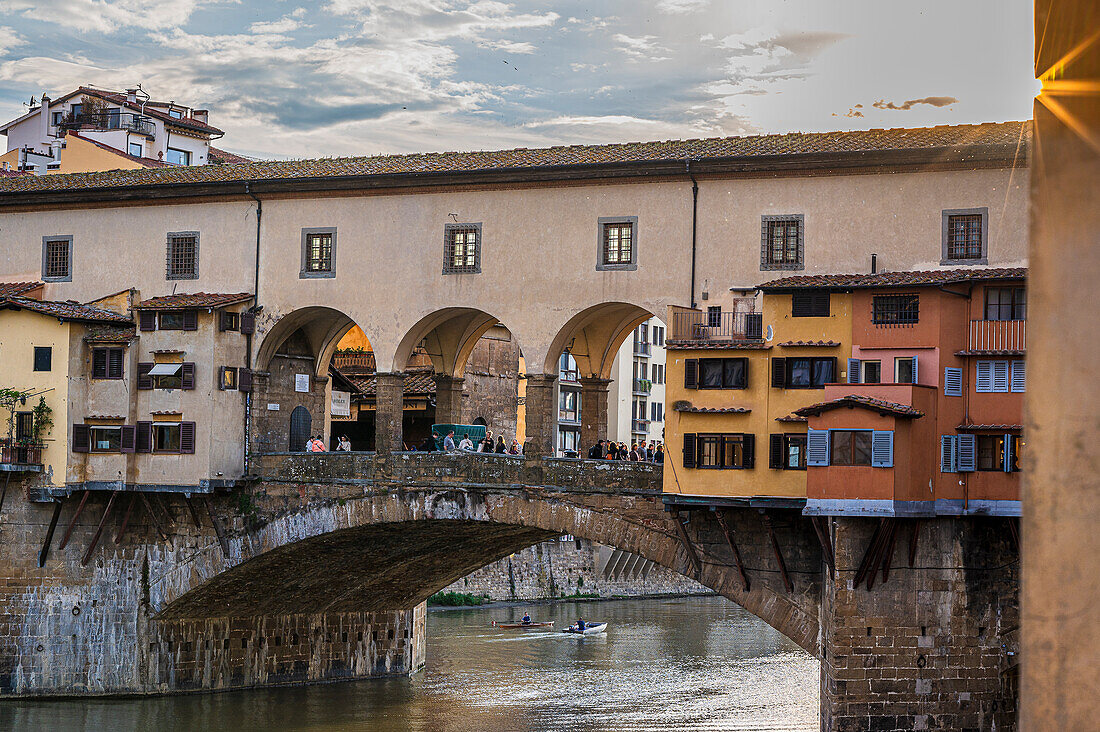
[0,0,1035,159]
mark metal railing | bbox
[669,310,763,343]
[559,368,579,383]
[333,352,376,371]
[631,419,650,434]
[633,340,651,356]
[1,440,44,468]
[632,378,652,394]
[59,112,156,137]
[969,319,1026,352]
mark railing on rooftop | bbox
[969,319,1026,352]
[59,112,156,138]
[0,440,44,470]
[333,352,377,372]
[633,378,652,394]
[669,311,764,343]
[631,419,650,434]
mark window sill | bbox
[596,263,637,272]
[940,258,988,266]
[442,268,482,275]
[166,274,199,281]
[760,262,804,272]
[43,275,72,283]
[299,270,336,279]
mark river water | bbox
[3,596,818,731]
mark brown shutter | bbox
[240,311,255,335]
[181,362,195,390]
[120,425,136,453]
[137,362,153,390]
[238,369,252,393]
[180,422,196,454]
[771,358,787,388]
[139,310,157,331]
[136,421,152,453]
[72,424,90,453]
[218,366,228,390]
[92,348,107,378]
[769,434,784,469]
[182,310,198,331]
[684,359,698,389]
[682,433,697,468]
[742,433,755,469]
[109,348,124,379]
[219,311,233,331]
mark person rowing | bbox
[576,618,585,632]
[522,612,531,625]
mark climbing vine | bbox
[31,397,53,443]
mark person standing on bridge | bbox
[337,435,351,451]
[588,440,605,460]
[495,435,507,453]
[443,430,457,453]
[655,444,664,464]
[478,431,494,453]
[458,433,474,451]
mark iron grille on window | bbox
[166,234,198,280]
[872,294,919,324]
[947,214,983,260]
[444,227,479,274]
[305,232,333,272]
[602,223,632,265]
[765,218,802,267]
[45,239,69,279]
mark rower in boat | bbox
[522,612,531,624]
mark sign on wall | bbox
[295,374,310,393]
[331,390,351,418]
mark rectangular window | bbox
[154,423,182,453]
[597,217,638,270]
[15,412,34,442]
[791,290,829,317]
[697,358,748,389]
[863,361,881,384]
[558,427,579,454]
[42,236,72,281]
[91,347,124,379]
[52,111,65,126]
[157,311,197,330]
[946,214,984,260]
[558,389,579,422]
[302,230,335,276]
[33,346,52,372]
[166,147,191,165]
[166,232,199,280]
[976,360,1017,393]
[706,306,721,327]
[128,142,143,157]
[895,357,916,385]
[152,363,183,390]
[761,215,804,270]
[771,434,808,470]
[984,287,1027,321]
[90,426,122,453]
[219,311,240,332]
[168,109,183,119]
[219,366,239,390]
[872,294,919,324]
[782,357,835,389]
[830,430,873,466]
[696,433,754,469]
[976,434,1005,471]
[443,224,481,274]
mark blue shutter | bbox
[940,435,957,472]
[1011,360,1026,393]
[992,361,1010,393]
[911,355,918,385]
[871,430,894,468]
[944,368,963,397]
[975,361,993,392]
[1003,433,1014,473]
[847,358,861,384]
[807,429,830,467]
[957,434,976,472]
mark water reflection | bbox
[0,596,818,731]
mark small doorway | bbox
[289,406,312,452]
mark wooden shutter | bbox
[120,425,136,453]
[92,348,107,378]
[992,361,1009,392]
[136,421,152,453]
[771,358,787,388]
[684,359,698,389]
[182,310,198,331]
[108,348,124,379]
[139,310,157,331]
[1003,433,1014,473]
[72,423,90,453]
[742,433,755,469]
[219,310,238,332]
[944,367,963,397]
[806,429,829,466]
[813,292,830,317]
[975,361,993,392]
[682,433,697,468]
[826,357,838,384]
[792,292,811,317]
[238,369,252,393]
[1010,360,1026,393]
[137,362,153,390]
[940,435,957,473]
[847,358,861,384]
[181,362,195,390]
[218,366,232,390]
[769,434,784,469]
[240,311,255,335]
[911,355,919,384]
[180,422,196,454]
[957,434,976,472]
[871,431,893,468]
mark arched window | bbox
[289,406,312,452]
[472,416,487,426]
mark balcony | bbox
[968,319,1026,353]
[633,340,651,356]
[631,419,650,434]
[560,368,579,383]
[669,311,764,344]
[632,378,652,395]
[333,351,376,373]
[0,440,44,472]
[59,112,156,138]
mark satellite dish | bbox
[766,325,774,342]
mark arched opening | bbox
[288,406,312,452]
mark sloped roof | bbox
[795,394,924,419]
[0,281,44,297]
[956,423,1024,431]
[0,121,1028,195]
[674,405,752,414]
[208,147,254,165]
[69,131,173,168]
[0,296,132,323]
[83,324,137,342]
[759,267,1027,292]
[136,292,253,309]
[349,370,437,396]
[777,340,842,347]
[70,87,223,135]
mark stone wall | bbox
[462,330,521,441]
[443,537,709,601]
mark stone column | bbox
[432,375,465,426]
[374,372,405,453]
[522,374,557,458]
[578,377,611,453]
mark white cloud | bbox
[0,26,27,55]
[612,33,670,61]
[3,0,227,33]
[656,0,709,14]
[479,39,537,54]
[249,13,307,34]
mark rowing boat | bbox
[491,620,555,629]
[562,622,607,635]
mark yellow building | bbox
[0,131,172,175]
[662,286,853,499]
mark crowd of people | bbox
[438,429,523,455]
[586,439,664,463]
[306,433,662,463]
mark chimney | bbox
[871,254,878,274]
[40,94,51,141]
[192,109,208,124]
[126,88,137,104]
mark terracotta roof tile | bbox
[83,324,137,342]
[955,349,1025,356]
[0,281,43,297]
[0,121,1027,194]
[775,414,809,423]
[0,296,131,323]
[666,341,771,351]
[136,292,253,309]
[0,168,30,177]
[777,340,841,347]
[956,424,1023,431]
[674,405,752,414]
[74,86,224,135]
[350,370,437,396]
[208,147,255,165]
[795,394,924,419]
[759,267,1027,292]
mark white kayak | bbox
[563,622,607,635]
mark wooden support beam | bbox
[0,471,10,514]
[865,520,893,590]
[668,509,702,577]
[880,520,899,584]
[762,514,793,593]
[139,492,170,544]
[58,490,90,551]
[202,495,230,558]
[38,501,63,568]
[810,516,835,574]
[184,495,202,528]
[81,490,119,566]
[114,494,137,545]
[908,519,921,567]
[1008,517,1020,553]
[854,519,889,589]
[714,509,750,591]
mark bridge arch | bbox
[255,305,366,375]
[391,307,520,378]
[543,301,655,378]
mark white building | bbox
[0,86,229,173]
